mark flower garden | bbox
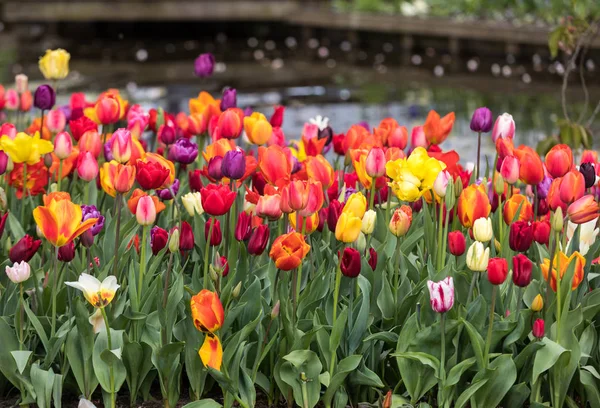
[0,48,599,408]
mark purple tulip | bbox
[58,105,72,122]
[221,148,245,180]
[291,156,302,174]
[536,175,552,199]
[470,107,493,133]
[208,156,223,180]
[81,205,105,236]
[194,53,215,78]
[243,107,253,117]
[103,138,114,162]
[157,178,180,200]
[344,187,357,202]
[220,88,237,110]
[357,121,370,131]
[0,151,8,175]
[170,138,198,164]
[34,85,56,111]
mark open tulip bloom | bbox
[3,49,600,408]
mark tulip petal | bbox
[33,206,59,246]
[199,334,223,371]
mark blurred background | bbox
[0,0,599,157]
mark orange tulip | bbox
[567,195,600,224]
[139,152,175,188]
[374,118,408,148]
[127,189,166,215]
[199,333,223,371]
[547,178,567,212]
[545,144,573,178]
[189,91,221,120]
[100,160,136,197]
[203,138,235,163]
[269,231,311,271]
[302,134,327,157]
[514,145,544,185]
[540,250,585,292]
[298,181,324,217]
[190,289,224,333]
[385,147,406,162]
[78,130,102,158]
[343,125,370,153]
[503,194,533,224]
[423,110,455,145]
[351,150,373,189]
[49,149,79,182]
[188,112,208,136]
[213,108,243,140]
[559,170,585,204]
[457,184,491,228]
[244,112,272,145]
[258,145,292,187]
[289,212,319,234]
[95,94,120,125]
[305,155,335,189]
[495,137,514,159]
[581,150,598,164]
[33,193,98,247]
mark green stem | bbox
[161,252,174,346]
[555,238,562,339]
[296,217,307,300]
[436,201,444,271]
[441,206,450,269]
[439,313,446,404]
[57,160,63,191]
[483,285,497,368]
[394,236,401,291]
[100,307,116,408]
[51,246,59,337]
[83,178,90,205]
[515,286,523,318]
[112,194,122,279]
[385,186,392,225]
[300,374,310,408]
[467,272,479,305]
[544,230,558,335]
[20,163,27,226]
[137,225,149,307]
[292,268,298,328]
[368,181,376,210]
[475,131,481,179]
[330,263,342,375]
[19,283,24,350]
[203,217,215,289]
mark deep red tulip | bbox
[9,235,42,263]
[532,319,544,339]
[69,116,97,141]
[0,212,7,240]
[248,225,270,256]
[179,221,194,252]
[512,254,533,287]
[205,218,222,247]
[368,248,378,271]
[58,242,76,262]
[200,184,236,216]
[151,226,169,255]
[487,258,508,285]
[448,231,466,256]
[189,169,203,193]
[218,255,230,277]
[509,221,533,252]
[340,247,361,278]
[327,199,343,232]
[235,212,253,241]
[533,220,551,245]
[136,161,170,190]
[317,207,328,232]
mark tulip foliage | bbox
[2,51,600,408]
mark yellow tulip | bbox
[335,212,362,243]
[39,49,70,80]
[386,147,445,202]
[0,132,54,165]
[343,192,367,219]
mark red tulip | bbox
[533,221,551,245]
[235,212,253,241]
[545,144,573,179]
[189,169,203,192]
[151,226,169,255]
[512,254,532,287]
[200,184,236,216]
[487,257,508,285]
[368,248,378,271]
[448,231,466,256]
[9,235,42,263]
[136,160,170,190]
[205,218,222,247]
[340,247,361,278]
[327,200,343,232]
[532,319,544,339]
[509,221,533,252]
[514,145,544,185]
[179,221,194,252]
[248,225,270,256]
[69,116,98,141]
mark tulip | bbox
[136,196,157,226]
[567,195,599,224]
[545,144,573,178]
[492,113,515,142]
[457,184,491,228]
[235,212,253,241]
[95,94,120,125]
[5,261,31,284]
[33,194,98,247]
[215,255,229,277]
[559,170,585,205]
[327,199,343,232]
[423,110,455,145]
[57,241,76,262]
[78,130,102,158]
[389,205,413,237]
[361,209,376,234]
[156,178,179,200]
[194,53,215,77]
[368,248,378,271]
[54,132,72,160]
[0,212,7,241]
[509,221,533,252]
[340,247,361,278]
[182,192,204,216]
[567,217,599,256]
[487,257,508,285]
[244,112,273,145]
[214,108,243,140]
[470,107,493,133]
[448,231,466,256]
[514,146,544,185]
[158,124,176,145]
[581,150,598,164]
[199,333,223,371]
[204,218,222,247]
[289,212,319,234]
[427,276,454,313]
[531,294,544,312]
[80,205,104,236]
[150,226,169,255]
[220,88,237,110]
[256,193,282,220]
[207,156,224,180]
[387,147,445,202]
[532,319,544,339]
[189,169,203,192]
[0,152,8,176]
[109,128,132,164]
[15,74,28,94]
[170,138,198,164]
[473,217,493,243]
[533,220,551,245]
[269,231,310,270]
[512,254,533,287]
[70,116,97,141]
[47,109,66,133]
[365,147,386,178]
[343,192,367,219]
[179,221,195,252]
[136,160,170,190]
[0,132,54,165]
[34,85,56,111]
[39,48,70,80]
[500,156,519,184]
[258,145,292,186]
[433,170,451,198]
[466,241,489,272]
[221,148,246,180]
[66,273,119,308]
[9,235,42,263]
[503,194,533,224]
[552,207,564,232]
[248,225,270,256]
[100,161,136,197]
[168,228,180,253]
[541,250,585,291]
[579,162,596,189]
[200,184,236,216]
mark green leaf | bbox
[461,318,485,370]
[30,364,55,408]
[376,274,395,320]
[455,379,489,408]
[11,350,32,374]
[280,350,322,408]
[532,338,569,384]
[471,354,517,408]
[391,352,440,378]
[322,355,362,407]
[501,382,530,408]
[580,369,600,408]
[181,400,223,408]
[329,308,348,368]
[93,329,126,394]
[445,357,476,387]
[7,212,25,240]
[23,301,50,353]
[347,275,371,354]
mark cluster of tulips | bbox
[0,49,599,408]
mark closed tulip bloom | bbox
[289,212,319,234]
[427,276,454,313]
[78,130,102,158]
[368,248,378,271]
[189,169,203,192]
[579,162,596,189]
[214,108,243,140]
[150,226,169,255]
[492,113,515,142]
[545,144,573,178]
[39,48,70,80]
[182,192,204,216]
[4,89,18,111]
[567,194,599,224]
[205,218,222,246]
[5,261,31,284]
[15,74,28,94]
[423,110,455,145]
[221,148,246,180]
[171,138,199,164]
[328,199,343,231]
[256,193,282,220]
[77,151,99,182]
[541,250,585,291]
[179,221,195,252]
[53,131,72,160]
[411,125,427,148]
[269,231,310,270]
[466,241,489,272]
[66,273,119,308]
[168,228,180,253]
[200,184,236,216]
[448,231,466,256]
[248,225,270,256]
[95,94,120,125]
[512,254,533,287]
[136,160,170,190]
[533,220,551,245]
[57,241,76,262]
[244,112,273,145]
[47,109,66,133]
[34,85,56,111]
[343,192,367,218]
[220,88,237,110]
[136,196,157,226]
[536,175,552,199]
[70,116,98,142]
[207,156,223,180]
[235,212,253,241]
[305,155,335,190]
[110,128,133,164]
[473,217,493,243]
[514,146,544,185]
[9,235,42,263]
[100,161,136,196]
[365,147,386,178]
[334,211,361,243]
[190,289,224,332]
[194,53,215,77]
[487,257,508,285]
[470,107,493,133]
[340,247,361,278]
[509,221,534,252]
[433,170,451,197]
[531,294,544,312]
[500,156,520,184]
[389,205,413,237]
[503,194,533,224]
[532,319,544,339]
[361,209,377,234]
[559,170,585,204]
[299,181,324,217]
[457,184,491,228]
[257,145,292,186]
[158,124,176,145]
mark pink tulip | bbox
[500,156,520,184]
[5,89,18,111]
[77,151,99,182]
[5,261,31,283]
[433,170,451,197]
[492,113,515,142]
[47,109,67,133]
[427,276,454,313]
[111,128,133,164]
[54,131,73,160]
[0,123,17,139]
[410,125,427,149]
[256,194,283,221]
[15,74,28,94]
[136,195,157,226]
[366,147,386,178]
[78,130,102,158]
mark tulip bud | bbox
[136,196,157,226]
[158,124,176,145]
[365,147,386,178]
[427,276,454,313]
[383,391,392,408]
[15,74,28,94]
[579,163,596,189]
[207,156,223,180]
[448,231,466,256]
[235,212,253,241]
[9,235,42,263]
[271,300,280,319]
[473,217,493,243]
[77,151,99,182]
[54,131,73,160]
[327,199,343,231]
[5,261,31,283]
[512,254,532,287]
[492,113,515,142]
[209,266,219,282]
[466,241,489,272]
[232,282,242,299]
[58,242,76,262]
[182,192,204,216]
[487,257,508,285]
[248,225,270,256]
[533,220,550,245]
[222,148,246,180]
[433,170,450,198]
[355,232,366,253]
[368,248,377,271]
[111,128,133,164]
[389,205,412,237]
[509,220,534,253]
[532,319,544,339]
[531,294,544,312]
[454,177,463,198]
[552,207,564,232]
[168,228,180,253]
[340,247,361,278]
[34,84,56,111]
[150,226,168,255]
[194,53,215,78]
[0,152,9,176]
[361,209,376,235]
[470,107,493,133]
[44,153,54,168]
[205,218,222,247]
